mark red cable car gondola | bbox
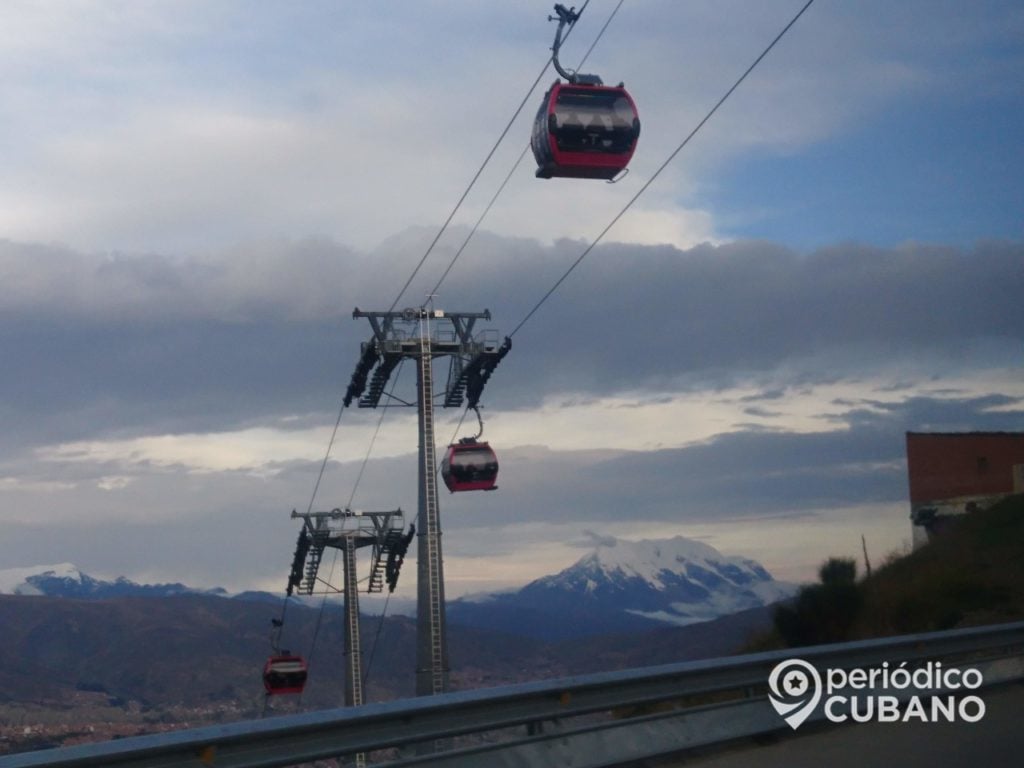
[441,437,499,493]
[531,4,640,180]
[262,654,308,695]
[532,81,640,180]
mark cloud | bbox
[0,1,1021,594]
[5,389,1016,592]
[2,2,1019,253]
[1,235,1021,458]
[575,530,619,549]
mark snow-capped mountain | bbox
[0,563,400,612]
[448,536,797,640]
[0,562,227,599]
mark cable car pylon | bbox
[344,305,510,697]
[283,507,408,708]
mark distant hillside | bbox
[0,588,775,715]
[0,535,793,718]
[0,593,548,711]
[855,493,1024,637]
[758,493,1024,650]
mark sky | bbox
[1,0,1023,601]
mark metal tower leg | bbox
[416,317,449,697]
[342,536,363,708]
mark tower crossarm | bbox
[467,334,511,408]
[358,352,403,408]
[344,338,380,408]
[287,507,404,594]
[445,335,512,408]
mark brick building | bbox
[906,431,1024,546]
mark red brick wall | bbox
[906,432,1024,505]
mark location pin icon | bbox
[768,659,822,730]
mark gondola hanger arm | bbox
[549,4,601,84]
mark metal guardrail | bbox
[4,621,1024,768]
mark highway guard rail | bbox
[3,620,1024,768]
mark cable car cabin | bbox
[263,655,308,695]
[441,438,498,493]
[532,81,640,180]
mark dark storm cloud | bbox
[1,234,1021,451]
[0,315,351,449]
[468,238,1024,395]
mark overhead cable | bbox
[509,0,817,337]
[388,0,593,312]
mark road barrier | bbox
[4,621,1024,768]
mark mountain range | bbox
[448,535,796,640]
[0,562,231,600]
[1,536,796,642]
[0,535,797,723]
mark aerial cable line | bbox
[425,1,627,474]
[576,0,625,73]
[267,352,355,709]
[284,2,606,692]
[373,2,612,482]
[297,5,598,517]
[299,361,407,705]
[298,543,339,709]
[298,1,611,538]
[362,591,391,689]
[346,360,406,509]
[509,0,817,338]
[388,0,592,312]
[278,3,596,701]
[292,1,582,662]
[424,0,626,302]
[426,146,530,299]
[304,398,348,515]
[267,387,352,684]
[332,5,598,517]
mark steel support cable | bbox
[306,398,348,515]
[346,360,406,509]
[296,1,614,567]
[358,6,601,544]
[423,3,626,468]
[372,4,615,507]
[298,543,340,710]
[509,0,816,338]
[576,0,625,73]
[392,3,619,485]
[426,146,530,299]
[291,4,608,701]
[299,360,407,708]
[424,0,624,302]
[388,1,592,313]
[266,359,352,711]
[267,379,352,685]
[275,383,349,709]
[277,3,587,699]
[362,591,391,689]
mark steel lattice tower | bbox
[343,306,510,696]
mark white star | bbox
[784,671,809,696]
